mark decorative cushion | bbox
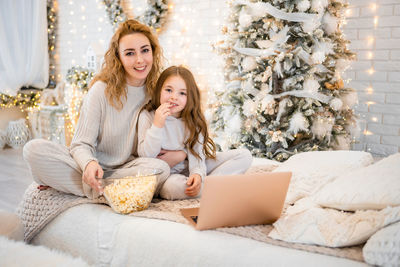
[314,153,400,211]
[363,222,400,267]
[268,198,400,248]
[0,210,24,241]
[272,150,374,204]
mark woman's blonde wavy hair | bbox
[146,66,216,160]
[89,19,163,110]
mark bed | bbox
[18,151,400,266]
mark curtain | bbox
[0,0,48,96]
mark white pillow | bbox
[363,222,400,267]
[272,150,374,204]
[314,153,400,211]
[268,198,400,248]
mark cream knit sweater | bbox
[70,81,147,171]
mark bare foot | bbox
[37,185,50,190]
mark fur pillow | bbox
[314,153,400,211]
[272,151,374,204]
[363,222,400,267]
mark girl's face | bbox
[118,33,153,87]
[160,75,187,118]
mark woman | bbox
[23,19,184,198]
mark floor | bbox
[0,148,33,213]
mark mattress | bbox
[32,204,367,267]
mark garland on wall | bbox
[47,0,58,89]
[103,0,169,32]
[0,92,40,110]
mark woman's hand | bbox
[83,160,104,193]
[157,149,187,168]
[153,103,171,128]
[185,174,202,197]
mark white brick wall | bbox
[345,0,400,156]
[55,0,399,157]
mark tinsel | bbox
[210,0,357,162]
[103,0,169,32]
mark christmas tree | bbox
[209,0,358,161]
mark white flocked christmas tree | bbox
[209,0,359,161]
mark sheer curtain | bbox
[0,0,48,96]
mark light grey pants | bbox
[159,148,253,200]
[23,139,170,199]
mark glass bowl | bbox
[99,167,163,214]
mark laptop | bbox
[180,172,291,230]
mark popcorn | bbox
[103,175,157,214]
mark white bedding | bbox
[32,204,367,267]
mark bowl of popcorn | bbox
[100,167,162,214]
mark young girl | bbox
[137,66,252,200]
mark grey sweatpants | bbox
[159,148,253,200]
[23,139,170,199]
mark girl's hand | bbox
[83,160,104,193]
[153,103,171,128]
[185,174,202,197]
[157,149,187,168]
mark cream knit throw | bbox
[17,181,364,263]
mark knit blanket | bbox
[17,180,364,263]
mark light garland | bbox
[0,92,40,111]
[47,0,58,88]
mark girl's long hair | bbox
[146,66,216,159]
[89,19,163,110]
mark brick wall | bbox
[344,0,400,156]
[55,0,400,157]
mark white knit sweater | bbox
[70,81,147,171]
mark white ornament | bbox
[0,130,6,149]
[6,119,31,149]
[226,114,242,134]
[302,19,320,33]
[297,0,311,12]
[311,116,334,141]
[261,94,275,115]
[311,0,328,13]
[322,12,338,35]
[243,99,257,117]
[239,11,253,28]
[311,51,326,64]
[251,2,268,20]
[243,79,258,96]
[330,98,343,110]
[241,56,258,72]
[288,112,309,134]
[303,78,320,93]
[341,91,358,109]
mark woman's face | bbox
[118,33,153,87]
